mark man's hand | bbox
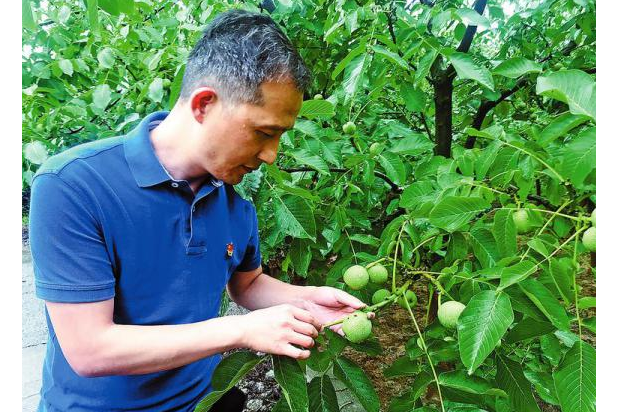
[299,286,375,336]
[237,304,322,360]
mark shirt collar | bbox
[123,111,224,189]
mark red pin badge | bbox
[226,242,234,258]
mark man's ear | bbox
[189,87,218,123]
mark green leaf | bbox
[377,152,406,185]
[439,370,506,396]
[169,64,185,108]
[290,149,330,175]
[298,100,335,119]
[400,181,435,209]
[24,141,48,165]
[498,260,536,290]
[383,356,420,378]
[22,0,37,32]
[429,196,490,232]
[492,209,516,257]
[493,57,542,78]
[332,41,367,80]
[415,49,438,84]
[92,84,112,110]
[536,70,596,120]
[293,120,322,138]
[455,8,491,28]
[553,341,596,412]
[519,279,570,331]
[401,84,426,113]
[469,228,500,268]
[97,47,116,69]
[458,290,514,374]
[308,375,339,412]
[194,352,264,411]
[333,356,380,412]
[549,258,575,304]
[273,355,309,412]
[343,53,371,105]
[496,356,541,412]
[504,317,556,343]
[273,195,316,241]
[560,127,596,187]
[448,52,494,91]
[371,44,410,71]
[148,78,164,103]
[390,133,434,155]
[538,112,589,147]
[85,0,99,36]
[98,0,120,15]
[58,59,74,76]
[524,370,560,405]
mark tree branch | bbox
[281,167,402,193]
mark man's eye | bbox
[257,131,273,138]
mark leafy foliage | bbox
[23,0,596,411]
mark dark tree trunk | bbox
[433,76,454,157]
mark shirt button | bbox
[192,206,196,212]
[171,182,179,188]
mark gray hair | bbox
[179,9,312,106]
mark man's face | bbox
[190,80,303,185]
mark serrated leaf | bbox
[400,181,435,209]
[469,228,500,268]
[343,53,371,105]
[148,78,164,103]
[333,356,380,412]
[299,100,335,119]
[349,234,380,247]
[371,44,410,71]
[549,258,575,304]
[294,120,322,138]
[383,356,420,378]
[498,260,536,290]
[560,127,595,187]
[538,112,589,147]
[377,152,406,185]
[92,84,111,109]
[308,375,339,412]
[493,209,516,257]
[97,47,115,69]
[390,133,434,155]
[194,352,264,411]
[401,84,426,113]
[504,317,556,343]
[493,57,542,78]
[439,370,506,397]
[429,196,490,232]
[496,356,541,412]
[448,52,494,91]
[536,70,596,120]
[519,279,570,330]
[273,355,309,412]
[455,8,491,28]
[290,149,330,175]
[332,41,367,80]
[524,370,560,405]
[553,341,595,412]
[458,290,514,374]
[24,141,48,165]
[58,59,73,76]
[273,195,316,241]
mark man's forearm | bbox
[74,315,246,377]
[230,272,316,311]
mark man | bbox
[29,9,371,412]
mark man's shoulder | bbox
[35,135,126,178]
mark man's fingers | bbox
[289,332,315,349]
[335,289,367,309]
[287,345,311,360]
[292,320,319,338]
[292,308,322,331]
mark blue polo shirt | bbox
[29,111,261,411]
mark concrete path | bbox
[21,245,249,412]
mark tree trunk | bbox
[433,75,454,157]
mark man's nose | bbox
[257,136,280,165]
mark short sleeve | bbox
[29,173,115,303]
[235,205,262,272]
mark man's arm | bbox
[226,265,317,310]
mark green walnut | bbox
[342,121,357,135]
[397,290,417,309]
[371,289,391,305]
[162,78,172,87]
[368,264,389,284]
[582,227,596,252]
[591,209,596,227]
[342,311,372,343]
[369,142,381,155]
[313,93,324,100]
[438,300,466,329]
[513,209,532,234]
[343,265,369,290]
